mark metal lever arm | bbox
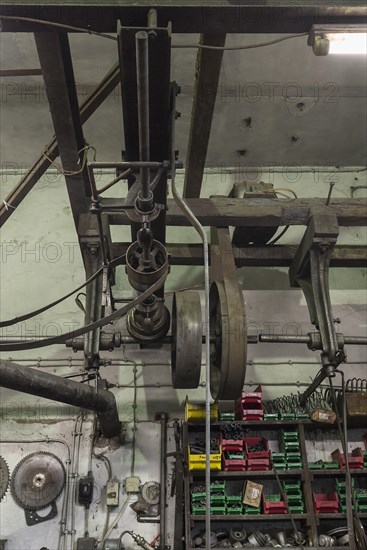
[289,213,342,366]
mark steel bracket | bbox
[289,214,346,402]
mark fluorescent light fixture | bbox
[309,25,367,56]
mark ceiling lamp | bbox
[309,24,367,56]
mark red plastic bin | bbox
[244,436,270,459]
[240,385,263,405]
[331,448,364,470]
[313,492,339,513]
[221,436,244,452]
[222,457,247,471]
[263,496,288,515]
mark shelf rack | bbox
[183,419,367,549]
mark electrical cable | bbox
[99,495,131,548]
[273,469,304,548]
[264,188,297,245]
[0,252,126,328]
[0,269,167,351]
[42,144,96,176]
[0,15,117,41]
[328,373,356,547]
[170,107,211,550]
[267,225,290,246]
[131,362,138,477]
[173,33,308,50]
[0,16,307,51]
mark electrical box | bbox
[124,475,141,493]
[78,472,94,508]
[106,481,119,507]
[76,538,97,550]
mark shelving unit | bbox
[183,419,367,549]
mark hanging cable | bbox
[328,372,356,546]
[0,15,117,41]
[0,252,125,328]
[0,16,307,51]
[173,33,308,50]
[0,269,167,351]
[170,95,211,550]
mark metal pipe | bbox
[89,161,161,169]
[0,359,120,438]
[148,8,158,28]
[259,333,367,345]
[157,412,168,550]
[135,31,152,210]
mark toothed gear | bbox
[10,451,65,511]
[0,456,10,501]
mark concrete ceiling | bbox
[0,31,366,173]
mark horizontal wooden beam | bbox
[112,243,367,268]
[1,2,366,33]
[103,197,367,227]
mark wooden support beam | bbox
[103,197,367,227]
[183,33,226,198]
[1,2,366,34]
[111,243,367,268]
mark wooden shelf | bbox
[317,512,367,519]
[191,469,304,478]
[188,420,311,428]
[311,468,367,477]
[190,513,308,521]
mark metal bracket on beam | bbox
[289,214,346,403]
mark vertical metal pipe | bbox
[135,31,151,206]
[148,8,158,28]
[157,412,168,549]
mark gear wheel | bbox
[0,456,10,501]
[10,451,66,511]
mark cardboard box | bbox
[242,480,263,508]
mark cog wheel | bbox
[10,451,66,511]
[0,456,10,501]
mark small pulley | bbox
[171,291,202,389]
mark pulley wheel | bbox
[171,291,202,389]
[210,280,247,400]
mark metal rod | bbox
[96,168,132,194]
[135,31,151,207]
[157,412,168,550]
[259,334,367,345]
[89,161,161,169]
[0,359,120,438]
[0,68,43,76]
[0,334,259,344]
[326,181,335,205]
[300,368,329,406]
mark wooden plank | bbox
[183,33,226,198]
[112,243,367,268]
[103,197,367,227]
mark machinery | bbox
[10,452,66,526]
[0,3,366,550]
[0,457,10,503]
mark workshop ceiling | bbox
[0,32,366,169]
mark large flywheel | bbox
[209,279,247,400]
